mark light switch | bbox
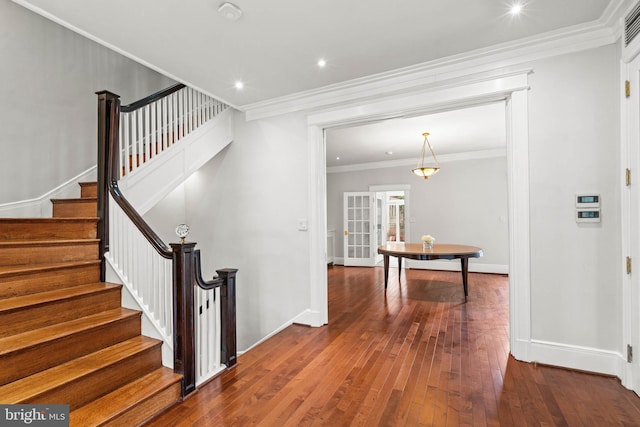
[298,219,308,231]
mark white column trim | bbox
[308,125,329,326]
[506,89,532,361]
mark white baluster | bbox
[144,105,151,161]
[197,89,201,128]
[123,114,130,176]
[215,287,221,367]
[160,97,167,150]
[189,88,194,134]
[150,102,157,156]
[137,109,144,169]
[172,92,178,142]
[167,94,173,146]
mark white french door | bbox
[343,192,376,266]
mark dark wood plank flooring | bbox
[147,266,640,426]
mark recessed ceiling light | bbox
[336,156,340,160]
[510,3,523,15]
[234,81,244,90]
[317,59,327,68]
[385,151,393,155]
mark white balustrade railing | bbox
[106,195,173,347]
[195,286,223,385]
[109,87,231,378]
[119,86,228,179]
[106,191,226,382]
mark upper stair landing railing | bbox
[118,84,228,179]
[96,87,237,397]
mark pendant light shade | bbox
[411,132,440,180]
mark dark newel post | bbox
[171,242,197,397]
[96,90,121,282]
[217,268,238,368]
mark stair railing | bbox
[96,88,237,397]
[118,84,227,178]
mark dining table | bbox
[377,242,483,301]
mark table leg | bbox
[398,256,402,284]
[383,254,389,289]
[461,257,469,302]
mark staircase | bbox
[0,182,182,426]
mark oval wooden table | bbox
[378,243,483,301]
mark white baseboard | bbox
[520,339,625,379]
[0,167,96,218]
[292,309,324,327]
[238,309,323,356]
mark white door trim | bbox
[306,71,531,362]
[621,53,640,392]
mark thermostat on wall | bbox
[576,209,600,222]
[575,193,600,223]
[575,194,600,209]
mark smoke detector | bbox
[218,2,243,21]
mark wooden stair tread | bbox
[0,218,99,240]
[0,259,101,276]
[0,307,140,355]
[0,282,121,313]
[0,336,160,403]
[0,239,99,247]
[0,217,99,223]
[50,197,98,203]
[0,180,181,420]
[70,368,182,425]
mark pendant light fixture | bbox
[411,132,440,180]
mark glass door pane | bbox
[343,192,374,266]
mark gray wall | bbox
[326,156,509,269]
[0,0,174,204]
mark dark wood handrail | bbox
[120,83,186,113]
[96,86,238,398]
[96,90,172,259]
[194,250,225,289]
[110,182,172,258]
[193,251,238,367]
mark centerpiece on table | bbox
[421,234,435,250]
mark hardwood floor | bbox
[147,266,640,426]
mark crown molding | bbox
[326,148,506,174]
[601,0,630,39]
[244,19,617,121]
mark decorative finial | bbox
[175,223,190,243]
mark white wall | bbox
[145,110,312,351]
[235,44,620,368]
[326,156,509,271]
[526,45,621,352]
[0,0,174,205]
[142,44,622,368]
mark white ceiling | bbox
[325,102,507,168]
[15,0,614,108]
[14,0,617,165]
